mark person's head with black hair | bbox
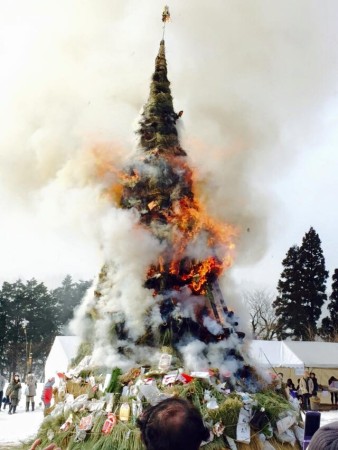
[137,397,210,450]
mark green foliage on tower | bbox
[137,40,185,156]
[273,227,328,340]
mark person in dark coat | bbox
[310,372,319,396]
[0,372,5,409]
[25,371,37,412]
[7,373,21,414]
[286,378,295,390]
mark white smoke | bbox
[1,1,337,280]
[1,1,338,361]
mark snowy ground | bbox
[0,383,45,449]
[1,383,338,449]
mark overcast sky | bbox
[1,0,338,301]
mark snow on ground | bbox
[0,383,45,449]
[0,382,338,449]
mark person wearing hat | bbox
[7,373,21,414]
[309,421,338,449]
[25,371,37,412]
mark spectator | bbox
[308,420,338,449]
[7,373,21,414]
[286,378,297,399]
[299,371,314,410]
[25,371,37,412]
[2,392,11,410]
[310,372,319,396]
[0,372,5,410]
[136,397,210,450]
[41,377,55,413]
[275,372,284,394]
[286,378,295,390]
[328,376,338,406]
[32,397,210,450]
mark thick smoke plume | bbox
[1,1,338,317]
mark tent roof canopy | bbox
[249,340,338,369]
[285,341,338,369]
[248,340,303,368]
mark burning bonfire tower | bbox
[37,11,304,450]
[81,10,254,389]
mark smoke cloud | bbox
[1,1,338,333]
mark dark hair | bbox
[137,398,210,450]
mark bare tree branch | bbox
[243,289,279,340]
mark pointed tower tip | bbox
[137,38,186,156]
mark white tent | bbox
[248,340,304,369]
[285,341,338,369]
[248,340,338,401]
[44,336,81,383]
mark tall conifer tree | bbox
[273,245,303,339]
[273,227,328,340]
[320,268,338,340]
[298,227,328,339]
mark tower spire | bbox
[137,10,185,156]
[162,5,171,40]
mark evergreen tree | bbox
[0,279,61,377]
[273,227,328,340]
[298,227,328,339]
[320,268,338,341]
[52,275,92,328]
[273,245,303,339]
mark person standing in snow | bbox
[25,371,37,412]
[0,372,6,410]
[7,373,21,414]
[41,377,55,413]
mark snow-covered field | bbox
[0,382,45,448]
[1,382,337,449]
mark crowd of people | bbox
[277,371,338,411]
[0,371,52,414]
